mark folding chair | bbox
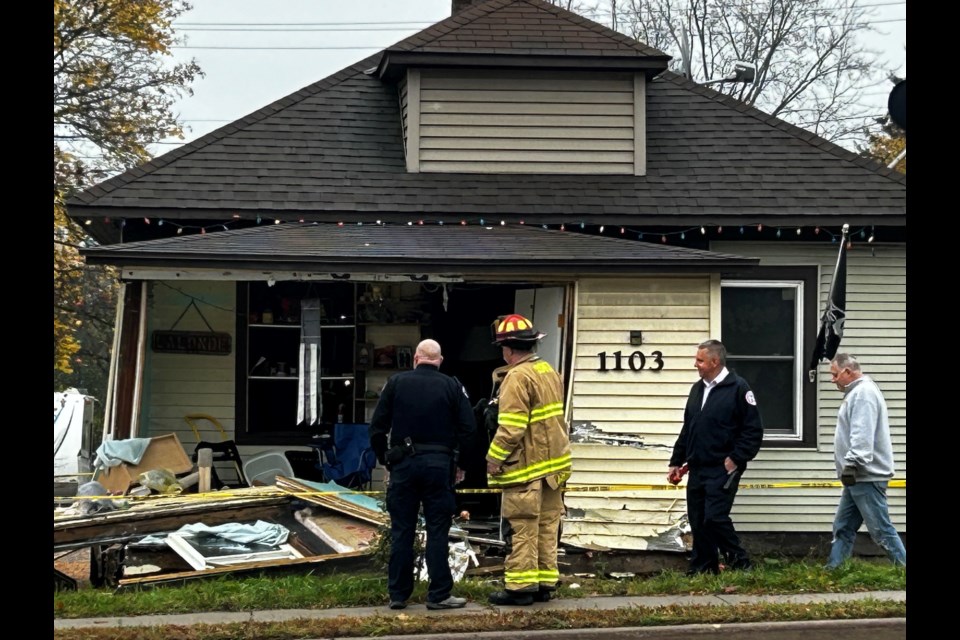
[184,414,246,488]
[311,423,377,490]
[191,440,247,489]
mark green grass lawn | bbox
[54,558,905,619]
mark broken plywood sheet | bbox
[96,434,193,494]
[295,507,378,553]
[276,477,387,526]
[54,485,287,548]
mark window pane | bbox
[721,287,796,356]
[725,359,794,433]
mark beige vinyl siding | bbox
[564,276,712,550]
[712,241,907,533]
[414,69,644,175]
[139,281,237,447]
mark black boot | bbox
[488,589,535,606]
[533,586,556,602]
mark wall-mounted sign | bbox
[152,331,232,355]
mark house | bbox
[68,0,906,552]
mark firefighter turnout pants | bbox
[501,476,564,593]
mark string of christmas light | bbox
[89,215,878,244]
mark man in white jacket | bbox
[825,353,906,569]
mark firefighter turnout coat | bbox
[485,353,572,488]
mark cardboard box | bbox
[97,433,194,494]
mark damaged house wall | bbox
[564,276,712,551]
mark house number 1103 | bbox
[596,350,664,372]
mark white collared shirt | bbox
[702,367,730,408]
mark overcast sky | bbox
[150,0,906,155]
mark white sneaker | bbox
[426,596,467,609]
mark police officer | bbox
[485,314,572,606]
[370,339,476,610]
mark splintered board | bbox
[295,507,379,553]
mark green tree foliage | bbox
[54,0,201,396]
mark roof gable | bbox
[378,0,669,80]
[389,0,666,57]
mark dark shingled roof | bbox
[81,223,758,275]
[377,0,669,79]
[67,0,905,232]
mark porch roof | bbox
[81,222,759,277]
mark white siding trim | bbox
[709,273,721,338]
[130,281,148,438]
[633,73,646,176]
[406,69,420,173]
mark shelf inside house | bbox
[239,281,359,442]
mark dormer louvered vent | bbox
[399,68,646,176]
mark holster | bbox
[385,445,407,466]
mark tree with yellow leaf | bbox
[54,1,201,394]
[862,121,905,174]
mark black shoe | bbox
[388,600,407,610]
[685,566,719,576]
[729,558,753,572]
[488,590,535,606]
[533,587,555,602]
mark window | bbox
[721,267,818,446]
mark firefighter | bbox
[485,314,572,606]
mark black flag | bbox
[808,225,849,379]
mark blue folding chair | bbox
[313,423,377,490]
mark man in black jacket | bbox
[668,339,763,575]
[369,339,476,610]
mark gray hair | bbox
[698,339,727,366]
[831,353,861,372]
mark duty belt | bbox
[412,443,455,456]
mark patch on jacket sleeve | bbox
[745,390,757,406]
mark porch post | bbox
[101,282,125,443]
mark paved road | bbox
[331,618,907,640]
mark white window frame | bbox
[720,279,805,442]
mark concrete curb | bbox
[53,590,906,630]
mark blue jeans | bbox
[827,481,906,568]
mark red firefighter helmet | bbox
[492,314,546,345]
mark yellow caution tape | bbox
[56,479,905,502]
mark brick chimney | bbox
[452,0,488,14]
